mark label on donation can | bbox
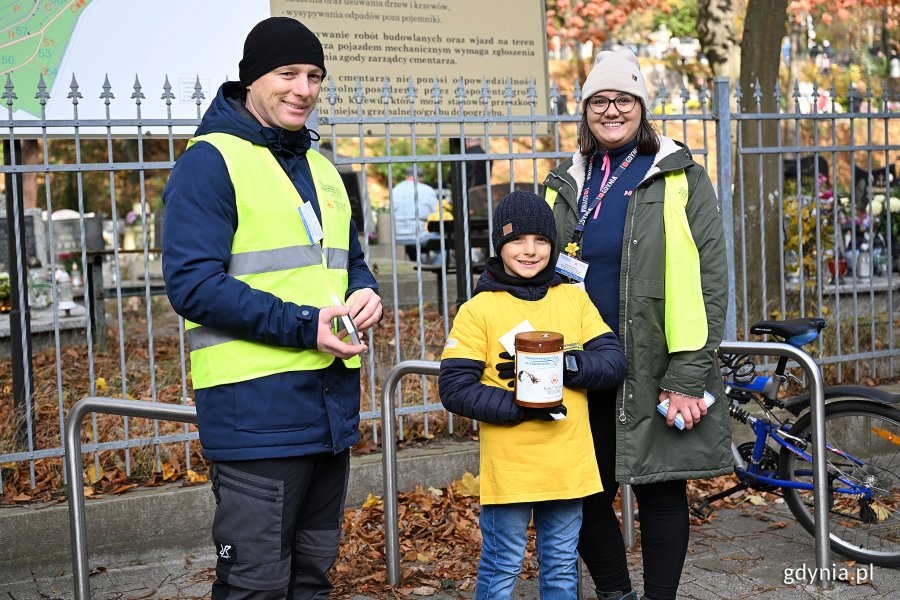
[514,331,564,408]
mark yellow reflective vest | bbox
[544,169,706,352]
[185,133,359,389]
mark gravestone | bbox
[782,155,830,185]
[0,209,40,271]
[854,164,898,205]
[47,212,105,260]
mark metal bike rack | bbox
[381,359,441,586]
[618,340,831,589]
[64,397,198,600]
[382,342,832,590]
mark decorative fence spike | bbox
[353,79,365,105]
[3,73,17,108]
[35,74,50,105]
[326,77,338,105]
[192,77,205,103]
[68,74,82,104]
[406,76,416,105]
[161,76,175,103]
[431,79,442,104]
[100,75,114,103]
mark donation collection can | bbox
[513,331,564,408]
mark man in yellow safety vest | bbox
[161,17,381,599]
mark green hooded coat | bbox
[543,136,733,485]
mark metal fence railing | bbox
[1,72,899,493]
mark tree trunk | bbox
[572,40,588,90]
[21,140,39,209]
[737,0,788,326]
[697,0,742,81]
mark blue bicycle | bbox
[690,317,900,567]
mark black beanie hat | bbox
[492,191,558,254]
[239,17,327,86]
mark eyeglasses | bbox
[587,94,637,115]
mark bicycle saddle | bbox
[750,317,827,346]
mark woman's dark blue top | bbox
[580,139,653,337]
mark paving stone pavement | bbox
[5,499,899,599]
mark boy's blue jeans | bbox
[476,498,583,600]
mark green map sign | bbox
[0,0,269,129]
[1,0,94,117]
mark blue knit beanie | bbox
[492,191,558,254]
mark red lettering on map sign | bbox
[7,31,14,39]
[42,38,54,47]
[13,4,20,13]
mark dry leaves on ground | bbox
[330,475,538,598]
[326,472,754,598]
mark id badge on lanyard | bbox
[555,253,589,286]
[297,201,324,245]
[555,147,637,286]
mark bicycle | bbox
[690,317,900,567]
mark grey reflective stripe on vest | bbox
[325,247,349,270]
[227,244,323,277]
[186,326,237,351]
[226,245,349,277]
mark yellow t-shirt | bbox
[442,284,611,504]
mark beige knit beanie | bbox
[582,49,650,111]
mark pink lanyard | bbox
[574,147,638,240]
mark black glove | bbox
[496,351,515,388]
[522,404,567,421]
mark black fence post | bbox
[86,252,107,351]
[3,138,34,451]
[448,137,468,308]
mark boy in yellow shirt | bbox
[439,191,627,599]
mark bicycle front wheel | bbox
[777,400,900,567]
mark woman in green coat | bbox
[542,49,732,600]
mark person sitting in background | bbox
[391,166,440,263]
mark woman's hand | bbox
[659,390,708,430]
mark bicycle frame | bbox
[733,401,873,497]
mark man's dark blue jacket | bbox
[162,82,378,461]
